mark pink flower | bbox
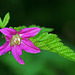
[0,27,41,65]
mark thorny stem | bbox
[0,35,5,42]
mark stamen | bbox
[11,35,21,46]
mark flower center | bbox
[11,35,21,46]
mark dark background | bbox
[0,0,75,75]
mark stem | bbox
[0,35,5,42]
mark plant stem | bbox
[0,35,5,42]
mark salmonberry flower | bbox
[0,27,41,65]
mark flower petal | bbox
[11,45,24,65]
[0,43,11,56]
[18,27,41,38]
[20,39,41,54]
[6,36,11,41]
[0,28,17,37]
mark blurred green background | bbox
[0,0,75,75]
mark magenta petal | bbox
[18,27,40,34]
[11,45,24,65]
[0,28,17,37]
[18,27,41,38]
[0,43,11,56]
[6,36,12,41]
[20,39,41,54]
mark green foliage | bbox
[2,12,10,28]
[9,26,26,32]
[14,27,22,32]
[0,12,10,28]
[0,18,3,26]
[30,32,75,61]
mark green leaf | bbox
[9,26,13,29]
[28,25,40,28]
[30,32,75,61]
[13,26,27,32]
[0,18,3,28]
[2,12,10,28]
